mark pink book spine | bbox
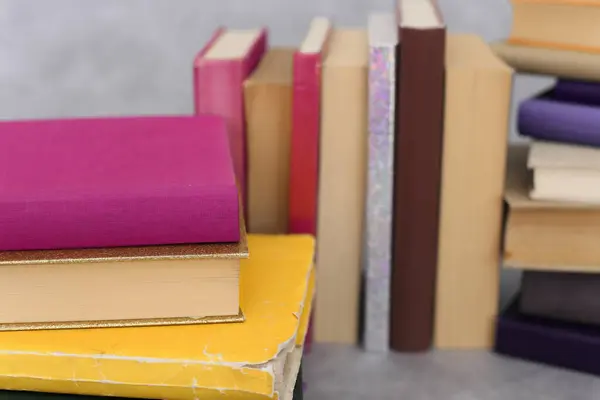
[194,28,268,219]
[289,52,321,236]
[290,24,332,352]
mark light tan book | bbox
[315,28,368,344]
[244,48,294,234]
[505,144,600,273]
[509,0,600,54]
[434,34,513,349]
[491,41,600,82]
[0,223,248,330]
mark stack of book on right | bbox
[498,80,600,376]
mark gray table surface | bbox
[304,344,600,400]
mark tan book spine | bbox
[314,29,368,344]
[244,49,294,234]
[434,35,513,349]
[491,41,600,83]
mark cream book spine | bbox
[315,28,368,344]
[435,34,513,349]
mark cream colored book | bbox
[0,223,248,330]
[509,0,600,54]
[315,28,368,344]
[244,48,295,234]
[505,145,600,273]
[491,41,600,82]
[434,34,513,349]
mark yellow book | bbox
[0,235,315,400]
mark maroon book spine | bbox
[391,10,446,351]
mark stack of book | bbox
[494,0,600,377]
[0,118,314,398]
[196,0,518,356]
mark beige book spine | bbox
[491,41,600,83]
[244,60,293,234]
[434,36,513,349]
[315,31,368,344]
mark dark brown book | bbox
[391,0,446,352]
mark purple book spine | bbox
[554,79,600,106]
[518,95,600,147]
[495,298,600,376]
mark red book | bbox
[194,27,268,216]
[290,17,332,353]
[289,17,332,235]
[0,116,240,251]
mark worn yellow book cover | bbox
[0,235,315,400]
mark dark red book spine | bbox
[391,21,446,352]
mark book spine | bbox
[363,41,396,352]
[194,29,268,218]
[0,190,240,251]
[554,79,600,106]
[434,38,513,349]
[391,26,446,352]
[518,96,600,147]
[315,31,368,345]
[289,53,321,236]
[495,299,600,376]
[244,50,293,234]
[290,51,322,354]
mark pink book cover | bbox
[0,116,240,251]
[194,27,268,219]
[289,17,333,352]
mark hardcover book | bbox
[289,17,332,236]
[519,89,600,148]
[391,0,446,352]
[0,218,248,329]
[290,17,332,352]
[0,367,304,400]
[315,28,368,345]
[509,0,600,54]
[0,116,239,251]
[521,271,600,326]
[244,48,295,234]
[554,79,600,106]
[491,41,600,82]
[495,296,600,377]
[0,235,315,400]
[435,34,513,349]
[504,144,600,272]
[194,27,268,214]
[363,12,397,353]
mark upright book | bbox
[434,34,513,349]
[289,17,332,235]
[244,47,295,233]
[391,0,446,352]
[0,235,315,400]
[0,116,239,251]
[315,28,368,345]
[194,28,268,213]
[363,12,398,353]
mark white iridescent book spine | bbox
[363,12,398,352]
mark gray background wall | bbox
[0,0,552,304]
